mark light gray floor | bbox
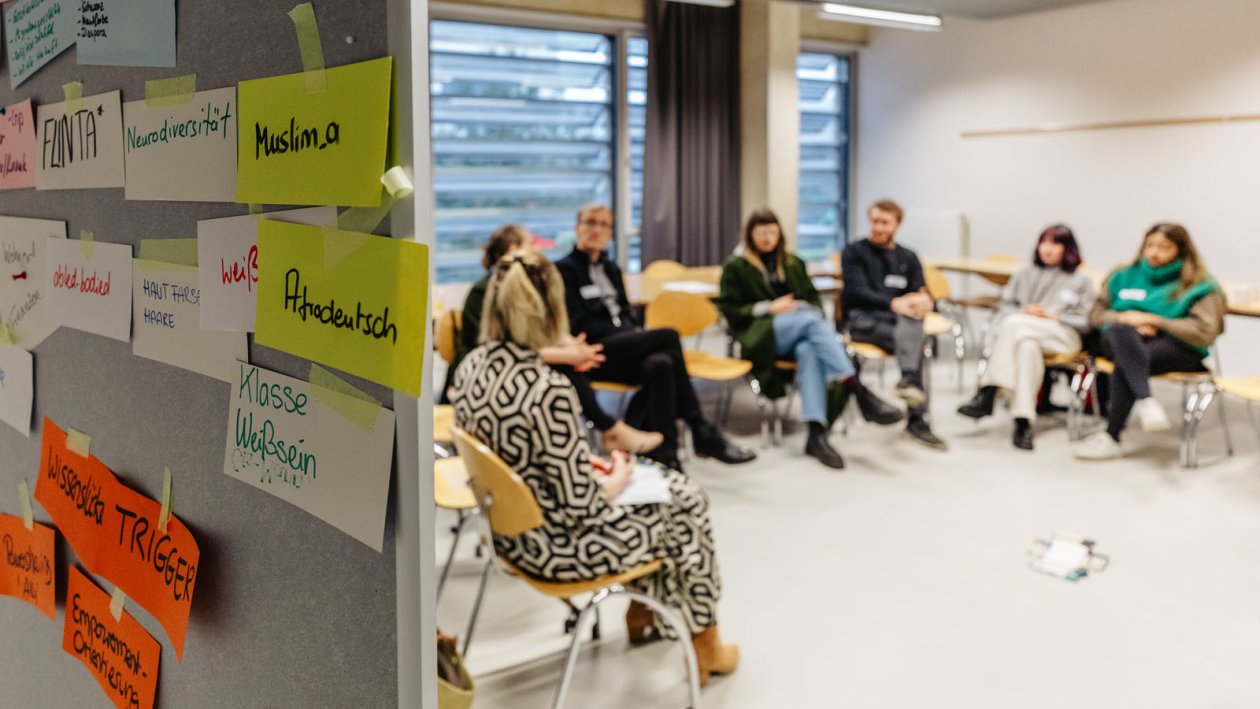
[435,357,1260,709]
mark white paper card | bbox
[0,345,34,436]
[1,215,66,347]
[197,207,336,332]
[610,463,672,506]
[35,90,126,190]
[123,87,238,202]
[224,362,395,551]
[43,238,132,341]
[132,260,247,382]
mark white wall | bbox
[855,0,1260,373]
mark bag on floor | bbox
[438,631,475,709]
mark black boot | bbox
[1012,418,1034,450]
[852,381,905,426]
[957,386,998,420]
[905,410,948,450]
[691,419,756,465]
[804,422,845,469]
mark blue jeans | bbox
[773,308,856,423]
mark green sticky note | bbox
[254,221,428,395]
[236,57,392,207]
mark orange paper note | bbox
[0,513,55,619]
[63,566,159,709]
[36,418,200,660]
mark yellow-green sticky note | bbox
[254,221,428,395]
[236,57,392,207]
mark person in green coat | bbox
[718,208,903,469]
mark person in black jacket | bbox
[554,204,755,469]
[841,199,946,450]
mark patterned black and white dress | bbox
[450,340,721,634]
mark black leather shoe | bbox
[957,386,997,420]
[855,386,905,426]
[805,428,845,469]
[692,421,756,464]
[905,417,948,450]
[1012,419,1034,450]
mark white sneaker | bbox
[1133,398,1172,432]
[1074,431,1123,460]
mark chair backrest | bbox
[644,290,718,338]
[829,251,841,276]
[642,259,687,280]
[986,253,1019,263]
[436,309,463,364]
[923,265,952,300]
[451,426,545,536]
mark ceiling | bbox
[800,0,1108,20]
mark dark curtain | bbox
[641,0,741,267]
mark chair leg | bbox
[552,586,702,709]
[462,555,494,657]
[437,510,469,603]
[1181,384,1202,469]
[750,377,770,450]
[1214,384,1235,457]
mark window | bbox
[797,52,852,261]
[430,21,644,283]
[626,36,648,273]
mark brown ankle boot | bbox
[625,600,662,646]
[602,421,665,455]
[691,624,739,687]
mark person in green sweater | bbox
[718,208,903,469]
[442,224,663,454]
[1074,222,1226,460]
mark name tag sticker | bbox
[579,284,601,300]
[883,274,908,289]
[1118,288,1147,301]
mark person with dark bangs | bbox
[957,225,1096,450]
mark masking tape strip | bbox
[288,3,327,92]
[321,220,375,269]
[145,74,198,107]
[63,81,84,113]
[18,481,34,531]
[309,364,382,430]
[158,467,172,533]
[79,229,94,261]
[0,323,15,345]
[66,428,92,457]
[249,204,264,215]
[138,238,199,267]
[335,167,416,234]
[110,588,126,621]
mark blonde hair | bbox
[480,249,569,351]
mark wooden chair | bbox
[642,259,688,280]
[1215,377,1260,449]
[923,265,967,389]
[451,427,702,709]
[1070,352,1235,468]
[437,309,462,365]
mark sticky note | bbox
[0,216,66,347]
[0,99,37,190]
[36,418,200,660]
[236,57,392,207]
[132,259,247,382]
[35,89,126,190]
[75,0,175,67]
[196,207,335,332]
[123,87,237,202]
[43,237,132,342]
[0,345,34,436]
[63,567,159,709]
[4,0,76,89]
[224,362,395,552]
[0,514,56,619]
[254,221,428,395]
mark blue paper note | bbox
[4,0,76,88]
[75,0,175,67]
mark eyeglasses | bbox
[580,218,613,230]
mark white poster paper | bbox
[123,87,237,202]
[0,345,33,436]
[223,362,395,551]
[42,238,132,341]
[35,90,126,190]
[132,260,247,382]
[197,207,336,332]
[1,216,65,347]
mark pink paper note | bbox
[0,99,35,190]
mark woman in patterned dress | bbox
[448,249,739,686]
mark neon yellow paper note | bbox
[236,57,391,207]
[254,221,427,395]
